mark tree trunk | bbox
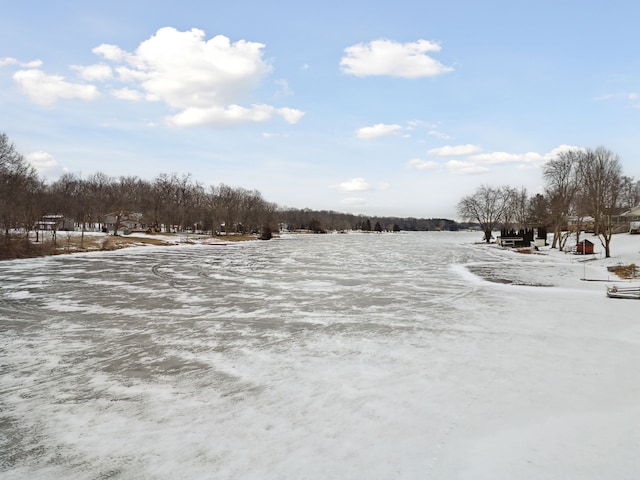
[551,226,560,249]
[113,212,121,236]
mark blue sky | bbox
[2,0,639,218]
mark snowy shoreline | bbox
[468,232,639,290]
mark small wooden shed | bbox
[576,239,595,255]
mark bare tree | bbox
[173,173,193,232]
[216,183,241,234]
[49,172,83,221]
[0,133,40,237]
[109,176,144,235]
[543,149,580,250]
[457,185,510,242]
[576,147,623,258]
[152,173,174,231]
[150,173,201,232]
[188,181,207,232]
[619,176,640,210]
[86,172,114,231]
[504,186,529,228]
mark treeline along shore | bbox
[1,132,471,259]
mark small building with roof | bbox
[575,239,595,255]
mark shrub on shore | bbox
[607,263,639,279]
[0,235,55,260]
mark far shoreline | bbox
[0,231,259,261]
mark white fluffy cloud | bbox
[22,59,43,68]
[428,130,453,140]
[92,44,127,62]
[542,145,586,163]
[356,123,403,139]
[167,104,304,127]
[407,140,580,176]
[91,27,303,127]
[26,151,66,178]
[469,151,526,164]
[10,27,303,127]
[0,57,18,67]
[111,87,145,101]
[407,158,438,170]
[278,107,305,124]
[446,160,489,175]
[469,145,584,167]
[13,69,100,106]
[334,177,371,192]
[116,28,269,108]
[428,144,482,157]
[340,39,453,78]
[414,144,584,176]
[332,178,390,193]
[72,63,113,81]
[1,57,42,68]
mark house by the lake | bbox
[103,212,147,234]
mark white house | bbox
[103,212,146,234]
[614,206,640,233]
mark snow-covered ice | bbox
[1,231,639,479]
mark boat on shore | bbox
[606,285,640,299]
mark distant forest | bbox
[282,210,468,233]
[1,132,469,242]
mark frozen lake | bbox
[1,231,639,479]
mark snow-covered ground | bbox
[1,231,639,479]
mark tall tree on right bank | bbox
[576,146,623,258]
[618,176,640,211]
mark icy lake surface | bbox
[1,231,639,479]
